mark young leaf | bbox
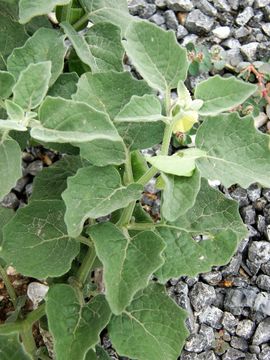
[5,100,24,121]
[62,165,143,237]
[85,22,124,73]
[146,148,206,177]
[73,71,153,119]
[46,284,111,360]
[7,28,66,85]
[156,179,247,283]
[114,94,165,123]
[123,21,189,92]
[19,0,71,24]
[1,200,80,278]
[131,150,149,182]
[31,97,126,166]
[0,334,31,360]
[79,0,133,33]
[109,283,188,360]
[0,120,27,132]
[195,75,257,115]
[0,71,15,98]
[47,72,79,99]
[89,222,165,314]
[0,136,22,200]
[161,168,201,222]
[196,112,270,187]
[13,61,51,110]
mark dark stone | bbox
[230,187,249,207]
[254,197,267,211]
[236,319,255,339]
[164,9,179,30]
[252,318,270,345]
[247,183,261,202]
[222,312,238,334]
[0,192,19,209]
[256,274,270,291]
[26,160,43,176]
[193,0,218,16]
[190,282,216,311]
[198,306,224,329]
[248,241,270,264]
[240,205,256,225]
[230,336,248,351]
[222,348,245,359]
[185,9,214,34]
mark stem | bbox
[0,321,22,335]
[77,235,92,247]
[0,99,6,109]
[24,303,46,327]
[21,325,36,359]
[160,88,173,155]
[124,148,134,184]
[127,223,155,231]
[73,12,90,30]
[61,0,73,23]
[0,265,17,307]
[77,243,96,285]
[136,166,158,186]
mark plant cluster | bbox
[0,1,270,359]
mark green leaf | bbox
[109,283,188,360]
[0,207,14,246]
[146,148,206,177]
[0,15,28,70]
[0,71,15,98]
[0,136,22,200]
[0,334,31,360]
[48,72,79,99]
[161,168,201,222]
[62,165,143,238]
[85,350,98,360]
[7,28,66,85]
[80,0,132,33]
[155,179,247,283]
[85,22,124,72]
[46,284,111,360]
[123,21,188,92]
[115,94,165,123]
[13,61,51,110]
[24,15,53,35]
[31,97,126,166]
[61,22,99,71]
[5,100,24,121]
[131,150,149,182]
[1,200,80,278]
[73,71,153,119]
[31,155,88,201]
[0,120,27,132]
[89,223,165,314]
[196,112,270,188]
[19,0,71,24]
[195,75,257,115]
[0,0,19,21]
[95,345,111,360]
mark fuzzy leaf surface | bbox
[195,75,257,115]
[0,71,15,98]
[1,200,79,278]
[89,222,165,314]
[47,72,79,99]
[0,334,31,360]
[7,28,66,85]
[123,21,188,92]
[0,136,22,200]
[109,283,188,360]
[196,112,270,187]
[31,97,126,166]
[0,208,14,246]
[161,168,201,222]
[13,61,51,110]
[156,179,247,283]
[73,71,153,119]
[5,100,24,121]
[0,120,27,132]
[62,165,143,237]
[46,284,111,360]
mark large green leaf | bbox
[62,165,143,238]
[46,284,111,360]
[85,22,124,72]
[0,136,22,200]
[19,0,71,24]
[123,21,188,92]
[31,155,87,201]
[146,148,206,177]
[196,112,270,187]
[31,97,126,166]
[7,28,66,85]
[0,15,28,70]
[80,0,133,33]
[156,179,247,283]
[73,71,153,119]
[0,334,31,360]
[0,71,15,98]
[47,72,79,99]
[89,223,165,314]
[1,200,79,278]
[0,0,19,20]
[109,283,188,360]
[0,207,14,246]
[13,61,51,110]
[195,75,257,115]
[161,168,201,222]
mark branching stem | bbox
[77,242,96,285]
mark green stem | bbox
[0,265,17,307]
[124,148,134,184]
[136,166,158,186]
[61,0,73,23]
[73,12,90,30]
[24,303,46,327]
[77,235,92,247]
[127,223,155,231]
[0,99,6,109]
[0,321,22,335]
[77,243,96,285]
[21,325,37,359]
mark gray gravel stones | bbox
[254,0,270,7]
[236,6,254,25]
[247,184,262,202]
[252,318,270,345]
[262,23,270,36]
[193,0,218,16]
[190,282,216,311]
[213,26,231,39]
[212,0,231,12]
[230,336,248,351]
[230,187,249,207]
[236,319,255,339]
[241,42,259,61]
[248,241,270,264]
[185,9,214,34]
[256,274,270,291]
[26,160,43,176]
[166,0,193,11]
[198,306,224,328]
[201,271,222,286]
[0,192,19,209]
[164,9,179,29]
[222,348,246,359]
[240,205,256,224]
[224,288,258,315]
[222,312,239,334]
[184,333,208,353]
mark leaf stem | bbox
[77,235,92,247]
[0,265,17,307]
[136,166,158,186]
[21,325,37,359]
[124,148,134,184]
[127,223,155,231]
[77,242,96,285]
[24,303,46,327]
[0,99,6,109]
[73,12,91,31]
[61,0,74,23]
[0,321,22,335]
[160,88,173,155]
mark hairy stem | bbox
[60,0,73,23]
[73,12,91,30]
[136,166,158,186]
[0,321,22,335]
[24,303,46,327]
[0,265,17,307]
[77,243,96,285]
[21,325,37,359]
[124,148,134,184]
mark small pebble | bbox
[248,241,270,264]
[236,319,255,339]
[190,282,216,311]
[198,306,224,329]
[185,9,214,34]
[256,274,270,291]
[0,192,19,209]
[222,312,238,334]
[252,318,270,345]
[222,348,245,359]
[212,26,231,39]
[26,160,43,176]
